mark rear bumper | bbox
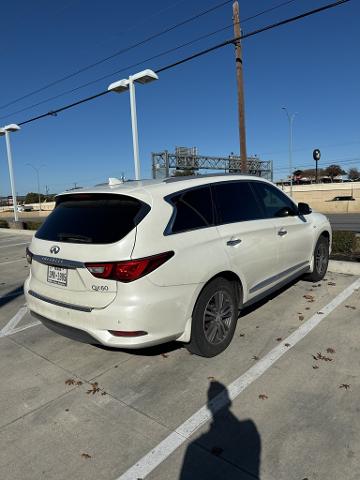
[24,277,202,348]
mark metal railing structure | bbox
[151,149,273,180]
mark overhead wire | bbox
[14,0,350,127]
[0,0,300,121]
[0,0,235,111]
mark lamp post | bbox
[26,163,46,211]
[282,107,297,197]
[108,69,159,180]
[0,124,21,222]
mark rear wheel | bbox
[304,235,329,282]
[186,277,239,357]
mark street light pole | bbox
[26,164,45,211]
[128,76,141,181]
[108,69,159,181]
[0,124,21,222]
[282,108,297,197]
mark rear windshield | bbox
[36,193,149,244]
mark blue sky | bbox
[0,0,358,195]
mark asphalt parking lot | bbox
[1,229,359,480]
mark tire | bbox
[304,235,329,282]
[186,277,239,357]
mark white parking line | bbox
[0,258,26,266]
[118,277,360,480]
[0,307,28,337]
[7,320,41,336]
[0,242,29,249]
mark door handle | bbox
[277,228,287,236]
[226,239,242,246]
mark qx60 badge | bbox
[50,245,60,254]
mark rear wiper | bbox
[58,233,92,243]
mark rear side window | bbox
[213,181,264,224]
[252,182,298,218]
[167,186,214,234]
[36,193,149,244]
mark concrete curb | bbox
[0,228,34,237]
[328,259,360,276]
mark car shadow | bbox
[95,277,307,357]
[241,276,303,318]
[179,381,261,479]
[0,285,24,308]
[94,340,182,356]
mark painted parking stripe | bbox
[0,258,26,266]
[6,320,41,336]
[0,242,29,249]
[118,277,360,480]
[0,307,28,337]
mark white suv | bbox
[25,175,331,357]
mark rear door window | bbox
[167,186,214,234]
[213,181,264,224]
[35,193,149,244]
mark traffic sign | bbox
[313,149,321,161]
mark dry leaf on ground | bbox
[339,384,351,390]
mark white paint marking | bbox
[0,306,28,337]
[118,277,360,480]
[6,320,41,336]
[0,258,26,266]
[0,242,29,249]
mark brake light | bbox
[85,251,174,283]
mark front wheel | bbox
[304,235,329,282]
[186,278,239,357]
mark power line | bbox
[16,0,350,127]
[0,0,235,112]
[0,25,234,121]
[0,0,300,121]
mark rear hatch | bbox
[28,192,150,309]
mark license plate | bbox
[47,266,68,286]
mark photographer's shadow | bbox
[179,381,261,479]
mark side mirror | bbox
[298,202,312,215]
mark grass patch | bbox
[0,219,9,228]
[332,231,356,254]
[24,221,43,230]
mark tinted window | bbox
[213,181,264,224]
[36,193,148,244]
[252,182,297,218]
[169,186,214,233]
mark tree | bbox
[172,169,196,177]
[24,192,46,204]
[325,164,346,180]
[348,167,360,181]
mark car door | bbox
[212,180,279,301]
[251,181,314,275]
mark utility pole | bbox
[232,0,247,173]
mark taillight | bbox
[26,247,33,264]
[85,251,174,283]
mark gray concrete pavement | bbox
[0,231,359,480]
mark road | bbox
[0,230,360,480]
[327,213,360,232]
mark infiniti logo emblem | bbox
[50,245,60,254]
